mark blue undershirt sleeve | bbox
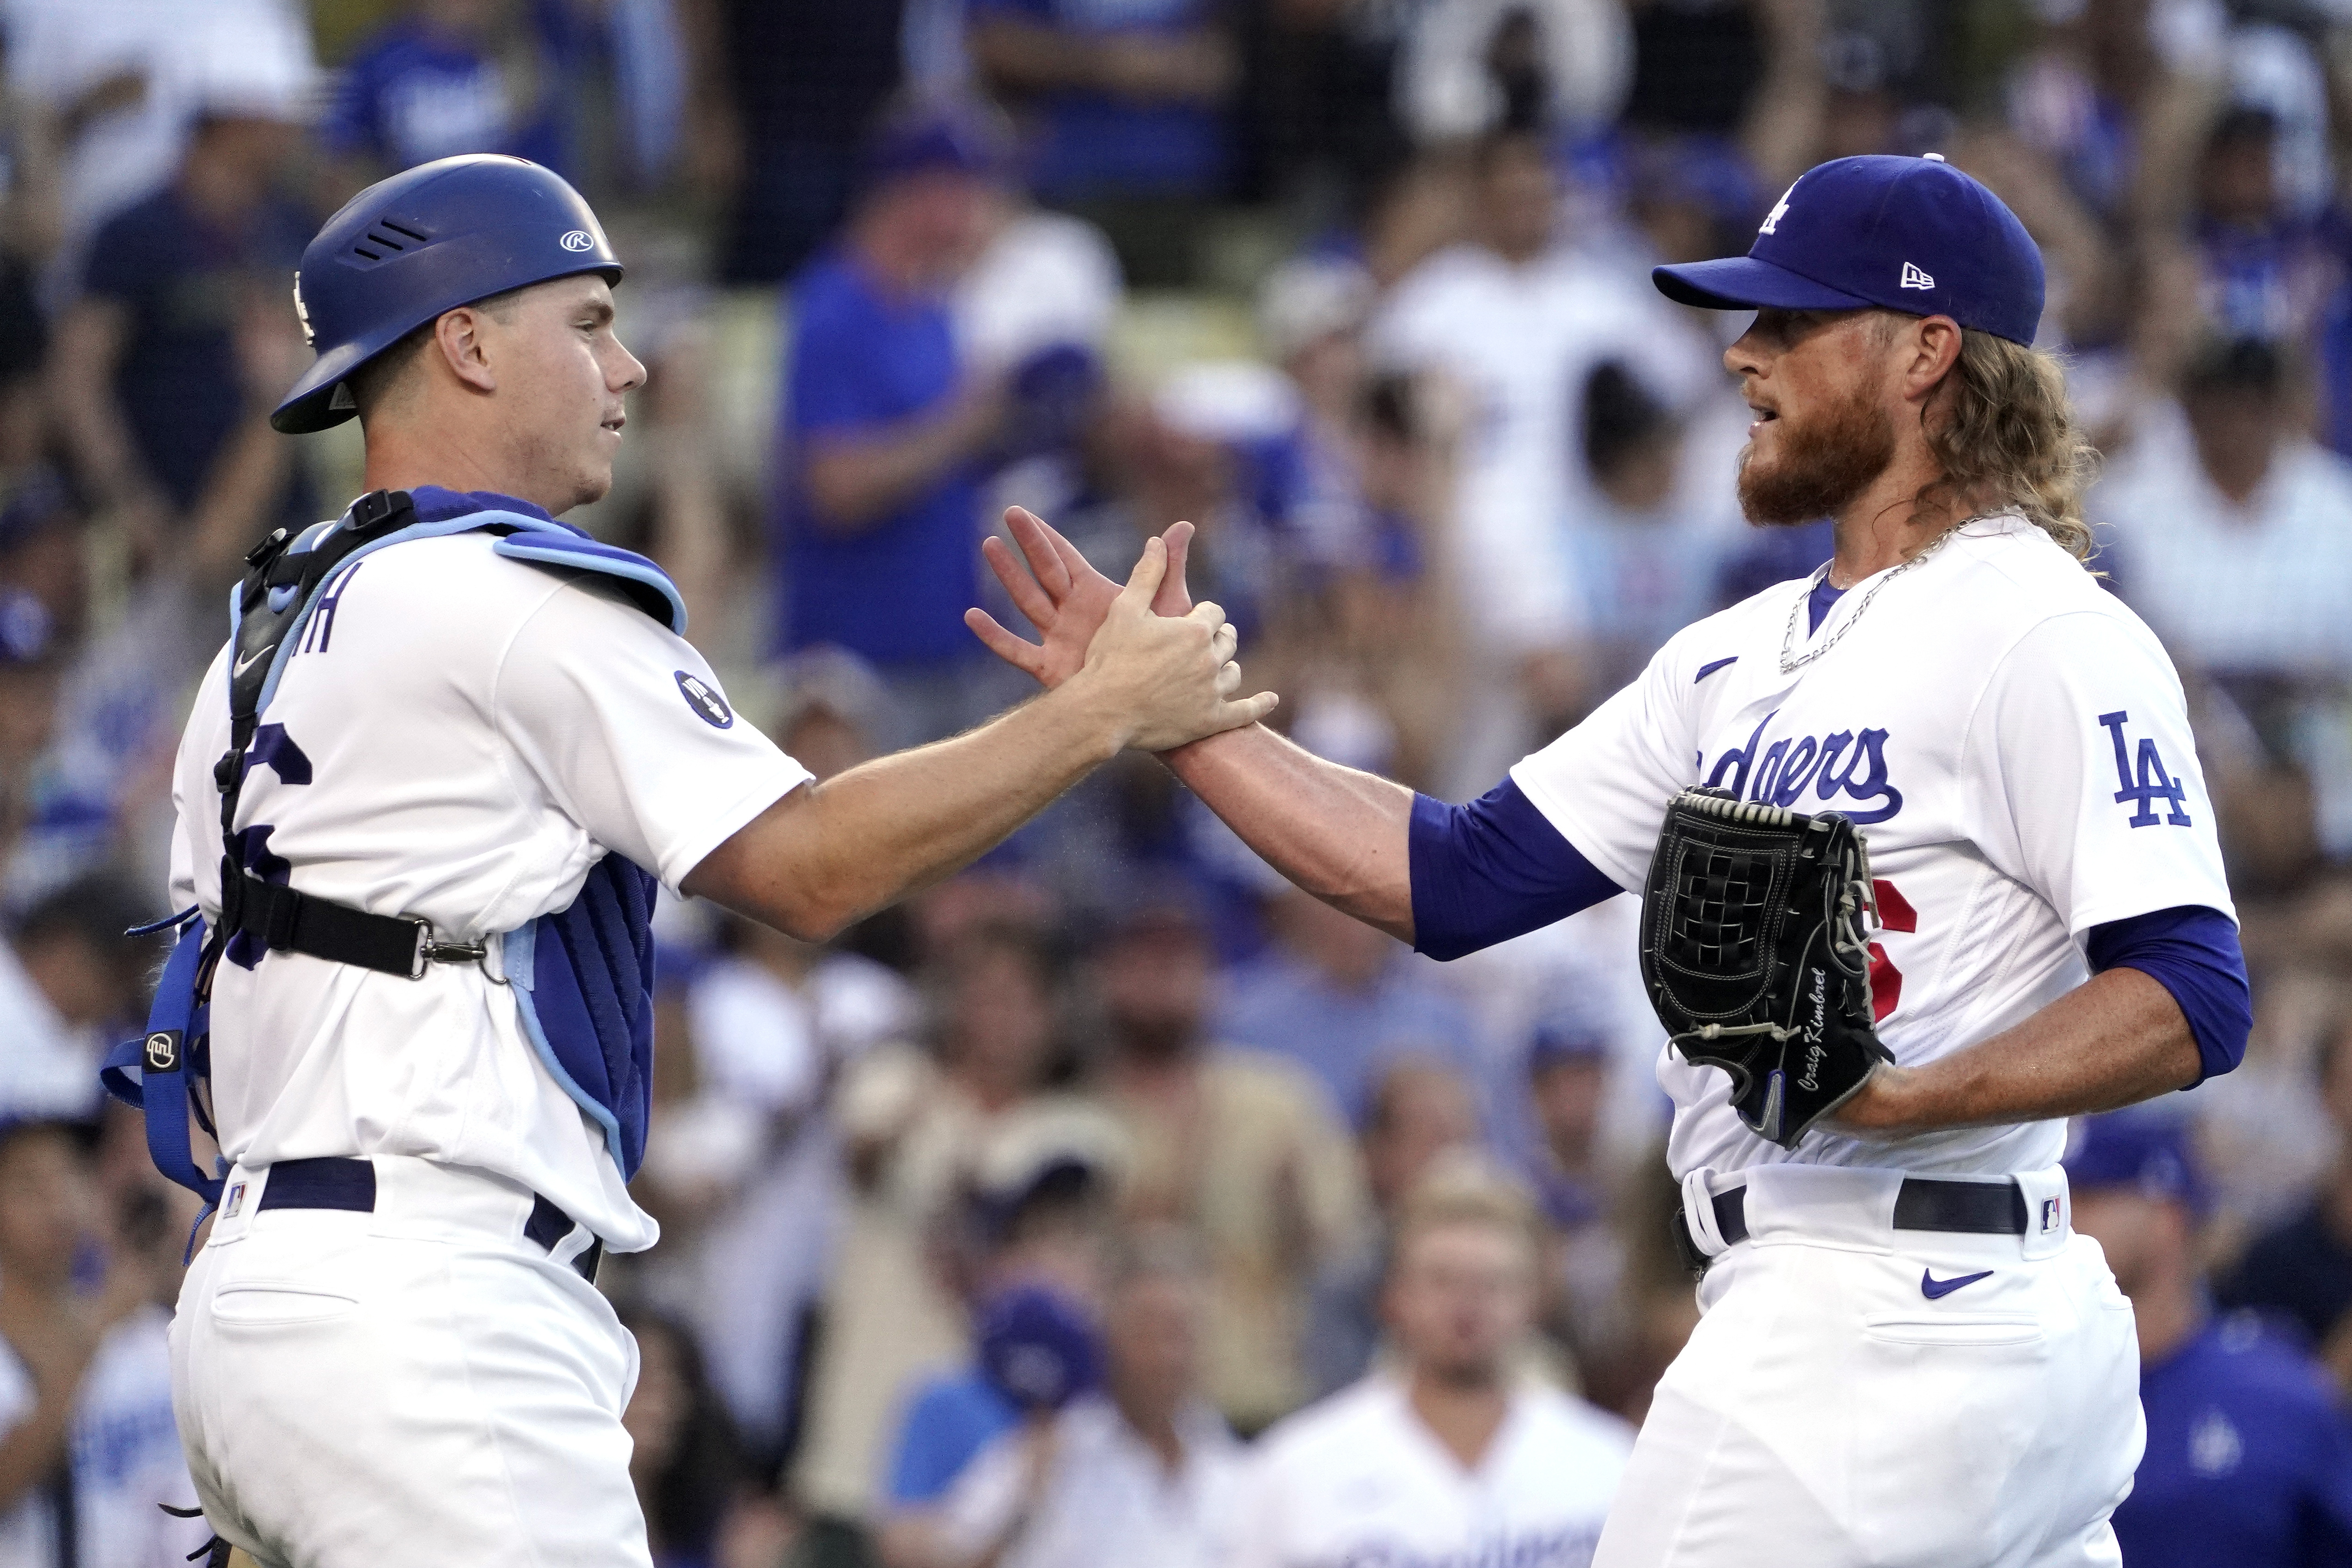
[1408,778,1626,962]
[2082,905,2251,1088]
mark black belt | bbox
[253,1157,604,1283]
[1676,1176,2028,1275]
[220,868,488,980]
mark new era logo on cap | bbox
[1900,262,1935,290]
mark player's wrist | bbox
[1828,1061,1921,1136]
[1042,666,1135,761]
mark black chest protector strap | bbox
[206,490,492,988]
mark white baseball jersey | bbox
[165,530,810,1250]
[1229,1374,1632,1568]
[1510,513,2234,1180]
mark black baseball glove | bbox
[1638,786,1891,1149]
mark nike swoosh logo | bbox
[1920,1268,1994,1299]
[233,649,268,677]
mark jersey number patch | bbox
[1867,879,1915,1023]
[2097,711,2192,828]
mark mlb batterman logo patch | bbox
[675,670,734,729]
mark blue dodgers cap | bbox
[274,155,623,435]
[859,98,1013,193]
[976,1282,1105,1411]
[2064,1112,2209,1213]
[1653,154,2045,346]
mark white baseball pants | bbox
[1595,1164,2142,1568]
[169,1155,650,1567]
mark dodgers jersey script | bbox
[1511,513,2234,1180]
[166,529,810,1251]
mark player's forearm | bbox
[1835,968,2199,1136]
[687,681,1126,939]
[1162,724,1416,940]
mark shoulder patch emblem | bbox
[675,670,734,729]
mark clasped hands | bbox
[968,506,1272,752]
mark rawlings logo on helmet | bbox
[559,230,594,253]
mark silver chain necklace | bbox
[1778,524,1965,675]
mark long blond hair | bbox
[1916,329,2101,561]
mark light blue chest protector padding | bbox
[103,487,684,1196]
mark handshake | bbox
[965,506,1275,754]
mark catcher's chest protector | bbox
[102,490,682,1207]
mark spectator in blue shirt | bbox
[778,101,1023,748]
[52,100,314,584]
[2069,1111,2352,1568]
[320,0,582,188]
[1215,884,1486,1128]
[876,1149,1113,1568]
[968,0,1234,285]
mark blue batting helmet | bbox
[272,155,624,434]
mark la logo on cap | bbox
[1900,262,1935,290]
[1759,184,1795,235]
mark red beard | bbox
[1737,380,1897,527]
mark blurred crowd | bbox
[6,0,2352,1564]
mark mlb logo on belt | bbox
[2040,1196,2062,1233]
[224,1182,248,1219]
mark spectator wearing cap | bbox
[794,923,1103,1537]
[319,0,585,194]
[875,1123,1123,1568]
[2069,1111,2352,1567]
[1092,895,1368,1433]
[50,88,315,585]
[2224,1019,2352,1374]
[919,1228,1243,1568]
[1215,884,1485,1130]
[777,100,1026,750]
[966,0,1234,288]
[1229,1160,1631,1568]
[1304,1059,1480,1398]
[2094,336,2352,868]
